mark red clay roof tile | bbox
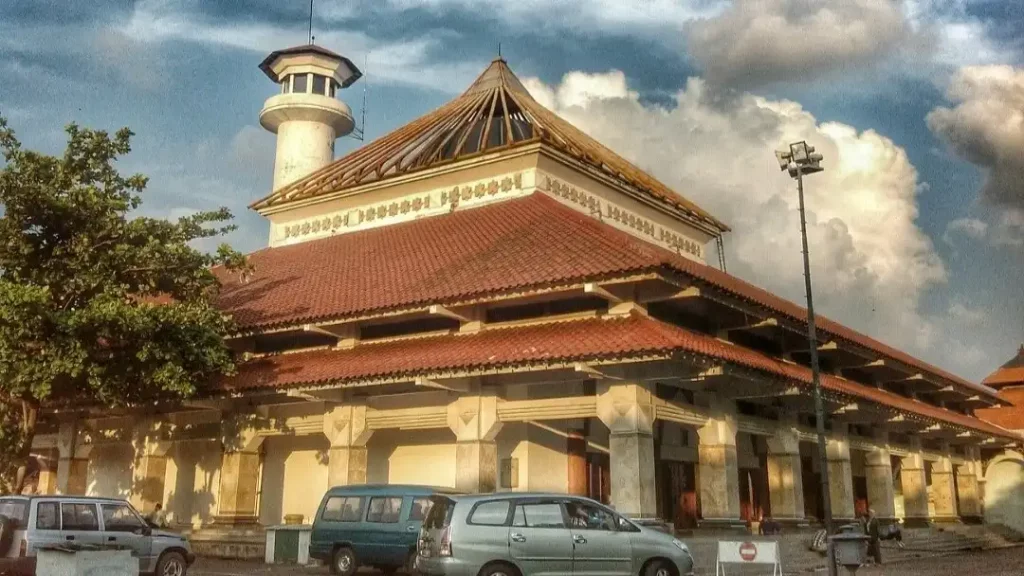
[217,192,1001,402]
[219,313,1017,439]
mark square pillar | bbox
[597,381,657,518]
[826,425,855,522]
[567,429,588,496]
[214,416,265,526]
[930,455,958,522]
[695,400,742,527]
[55,421,90,495]
[34,449,58,495]
[215,450,262,525]
[328,447,368,487]
[456,440,498,493]
[324,404,373,487]
[448,390,502,493]
[130,425,172,515]
[955,462,981,521]
[865,430,896,520]
[766,423,806,526]
[900,449,930,527]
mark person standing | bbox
[147,503,168,528]
[862,508,882,565]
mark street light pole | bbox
[776,141,836,576]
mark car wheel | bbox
[332,546,357,576]
[478,562,518,576]
[156,552,187,576]
[643,559,676,576]
[405,551,418,575]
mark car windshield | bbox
[0,499,29,529]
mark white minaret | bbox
[259,45,362,191]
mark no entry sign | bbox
[716,541,781,575]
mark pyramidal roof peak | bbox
[252,59,727,231]
[463,57,531,96]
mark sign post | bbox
[715,541,782,575]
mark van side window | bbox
[512,502,565,528]
[36,502,59,530]
[468,500,510,526]
[366,497,402,523]
[322,496,364,522]
[409,497,432,522]
[61,503,98,531]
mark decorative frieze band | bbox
[280,172,525,242]
[542,176,704,259]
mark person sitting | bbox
[146,503,168,528]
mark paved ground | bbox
[191,546,1024,576]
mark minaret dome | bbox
[258,45,362,191]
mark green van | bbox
[310,484,459,576]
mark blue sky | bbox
[1,0,1021,382]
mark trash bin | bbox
[828,531,870,574]
[265,524,312,565]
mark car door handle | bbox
[65,536,75,541]
[407,526,417,532]
[510,533,527,543]
[107,536,117,542]
[573,535,587,544]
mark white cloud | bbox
[118,0,480,93]
[943,217,989,246]
[928,65,1024,248]
[524,70,959,364]
[685,0,912,87]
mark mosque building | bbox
[28,44,1022,556]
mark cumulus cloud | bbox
[943,217,988,246]
[928,65,1024,247]
[685,0,912,87]
[523,70,952,360]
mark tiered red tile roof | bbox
[218,313,1016,439]
[982,345,1024,388]
[216,193,1003,403]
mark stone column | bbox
[900,443,930,527]
[35,449,58,495]
[448,391,502,493]
[55,421,91,495]
[930,452,958,523]
[566,427,588,496]
[695,400,742,527]
[597,381,657,518]
[766,421,806,526]
[215,417,264,525]
[826,424,856,522]
[955,461,982,521]
[864,429,896,520]
[130,423,172,515]
[323,404,373,487]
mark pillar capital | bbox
[324,403,372,448]
[596,381,654,435]
[448,391,502,442]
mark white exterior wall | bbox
[259,435,330,526]
[368,429,457,488]
[272,120,337,191]
[86,444,132,499]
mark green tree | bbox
[0,117,246,493]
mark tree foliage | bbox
[0,116,246,492]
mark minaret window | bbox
[293,73,308,93]
[329,81,337,98]
[312,74,327,96]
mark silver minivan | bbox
[0,495,195,576]
[415,493,694,576]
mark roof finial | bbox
[498,42,502,60]
[308,0,314,44]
